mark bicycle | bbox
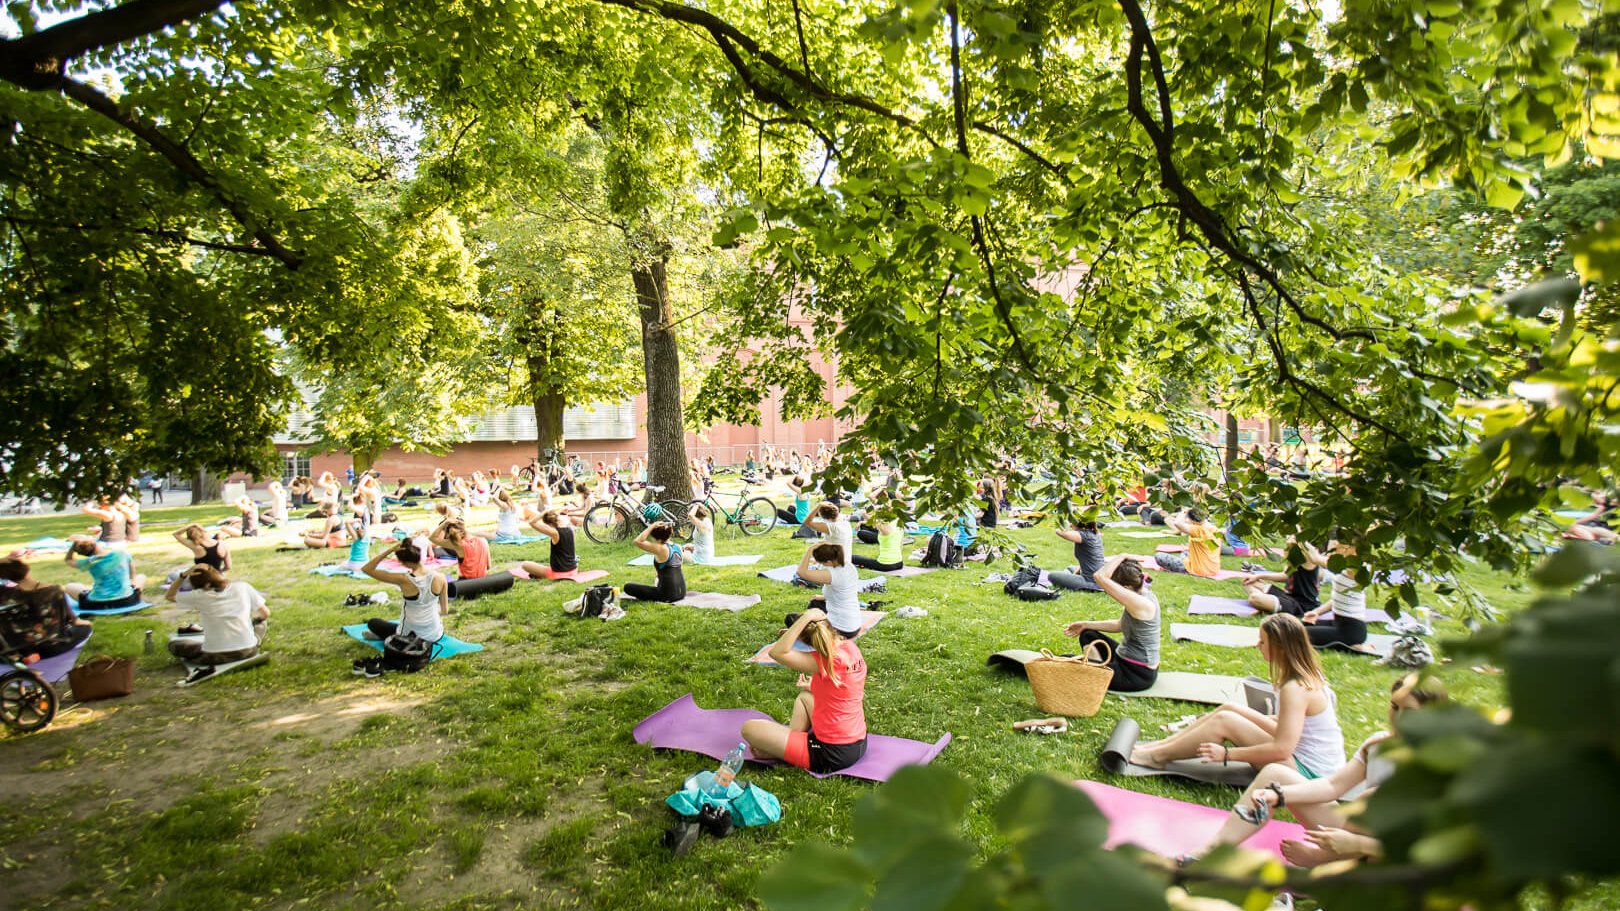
[675,483,779,538]
[581,484,688,544]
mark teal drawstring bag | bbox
[665,781,781,827]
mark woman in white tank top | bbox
[359,540,447,643]
[1130,614,1345,780]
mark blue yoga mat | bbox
[489,534,547,545]
[310,564,371,579]
[340,624,485,658]
[23,536,72,552]
[70,596,155,616]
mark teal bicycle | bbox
[664,483,779,538]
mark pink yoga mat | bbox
[1074,781,1304,860]
[749,611,886,666]
[509,566,610,584]
[633,693,951,782]
[378,557,458,573]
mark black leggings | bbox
[1078,629,1158,692]
[776,507,799,526]
[36,623,93,659]
[79,590,142,611]
[624,567,686,603]
[1308,614,1368,650]
[856,526,880,545]
[852,555,902,572]
[1047,571,1102,592]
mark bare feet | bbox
[1280,838,1339,868]
[1130,744,1166,768]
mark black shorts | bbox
[79,590,142,610]
[1267,586,1304,616]
[807,732,867,774]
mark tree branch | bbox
[0,0,226,90]
[57,77,304,269]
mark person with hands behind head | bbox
[173,524,230,572]
[682,503,715,565]
[1181,672,1446,867]
[1060,554,1160,691]
[164,564,269,672]
[621,522,686,602]
[740,607,869,774]
[1129,614,1345,779]
[509,510,581,580]
[792,541,861,637]
[359,539,448,643]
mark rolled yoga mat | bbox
[632,693,951,783]
[447,571,516,600]
[1099,717,1257,787]
[1171,622,1399,658]
[1073,780,1305,860]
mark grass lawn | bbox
[0,492,1590,910]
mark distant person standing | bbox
[148,475,164,504]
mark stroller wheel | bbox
[0,668,58,733]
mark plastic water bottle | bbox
[708,742,747,796]
[144,630,154,655]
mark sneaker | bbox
[361,657,385,679]
[351,658,369,676]
[697,804,735,839]
[1239,561,1265,574]
[181,665,216,685]
[892,606,929,619]
[862,578,887,594]
[342,593,361,607]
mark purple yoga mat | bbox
[632,693,952,782]
[1075,781,1304,860]
[26,634,92,683]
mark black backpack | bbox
[1014,582,1061,601]
[1003,565,1042,597]
[923,532,962,568]
[381,631,437,672]
[581,584,616,619]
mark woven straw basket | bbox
[1026,644,1114,717]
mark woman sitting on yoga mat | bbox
[360,540,448,642]
[1239,538,1325,616]
[1299,539,1375,653]
[164,565,270,674]
[1130,614,1345,779]
[683,503,715,565]
[431,520,489,580]
[741,607,868,774]
[1060,554,1159,691]
[301,511,348,549]
[0,556,93,658]
[1182,672,1446,867]
[266,480,289,527]
[793,542,862,636]
[1153,508,1220,577]
[851,499,904,573]
[623,523,686,602]
[1049,520,1106,592]
[63,538,147,611]
[510,511,581,579]
[216,494,261,538]
[82,496,127,546]
[482,487,523,540]
[777,476,812,528]
[174,524,231,572]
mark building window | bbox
[282,452,312,483]
[564,401,637,440]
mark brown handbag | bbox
[67,655,136,701]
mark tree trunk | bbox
[191,469,221,504]
[353,449,380,475]
[1224,411,1240,473]
[632,245,692,500]
[533,388,566,460]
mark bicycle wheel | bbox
[0,669,56,733]
[736,497,778,536]
[657,500,695,542]
[583,504,634,544]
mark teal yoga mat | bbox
[341,624,485,658]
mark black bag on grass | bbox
[1004,565,1042,597]
[923,533,962,568]
[1014,583,1061,602]
[381,631,436,672]
[581,584,616,619]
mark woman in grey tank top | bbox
[1060,554,1160,692]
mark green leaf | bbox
[1498,278,1582,318]
[871,836,974,911]
[758,843,870,911]
[1041,850,1169,911]
[852,766,971,870]
[1570,221,1620,284]
[1531,543,1618,588]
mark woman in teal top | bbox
[777,475,813,527]
[63,538,147,610]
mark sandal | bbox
[1012,717,1068,735]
